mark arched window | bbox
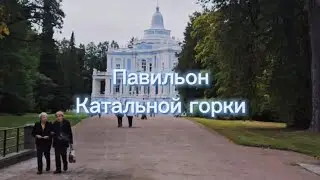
[142,59,146,72]
[115,79,121,93]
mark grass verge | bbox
[191,117,320,158]
[0,112,88,155]
[0,112,88,128]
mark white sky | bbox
[54,0,202,46]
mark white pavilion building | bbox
[91,6,181,104]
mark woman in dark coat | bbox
[32,112,52,174]
[51,111,73,174]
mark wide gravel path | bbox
[0,115,318,180]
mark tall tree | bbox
[77,43,90,94]
[97,41,109,71]
[175,12,205,110]
[0,0,39,114]
[194,0,312,126]
[309,0,320,132]
[69,31,78,95]
[39,0,64,82]
[37,0,65,112]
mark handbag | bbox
[68,148,76,163]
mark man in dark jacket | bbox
[51,111,73,174]
[116,113,124,127]
[32,112,52,174]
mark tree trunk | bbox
[309,0,320,132]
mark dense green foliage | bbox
[176,0,320,130]
[0,0,119,114]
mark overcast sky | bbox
[54,0,202,46]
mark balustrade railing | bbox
[0,125,33,157]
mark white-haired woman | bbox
[32,112,53,174]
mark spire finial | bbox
[156,0,159,11]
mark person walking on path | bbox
[141,114,147,120]
[126,109,134,128]
[116,112,124,127]
[51,111,74,174]
[32,112,53,174]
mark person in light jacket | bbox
[126,109,134,128]
[51,111,73,174]
[32,112,52,174]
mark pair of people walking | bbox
[116,111,133,127]
[32,111,74,175]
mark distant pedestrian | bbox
[116,113,124,127]
[32,112,52,174]
[141,114,147,120]
[126,110,134,128]
[150,110,155,117]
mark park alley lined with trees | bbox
[0,0,320,178]
[1,0,320,131]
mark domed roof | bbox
[151,6,164,29]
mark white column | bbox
[121,81,125,96]
[123,84,126,96]
[105,78,110,96]
[135,58,138,70]
[94,80,100,96]
[107,57,112,72]
[163,84,167,95]
[92,78,96,96]
[125,84,129,96]
[133,56,136,71]
[151,84,155,96]
[171,84,174,95]
[120,80,123,95]
[162,85,164,95]
[110,78,114,95]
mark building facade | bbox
[91,6,181,104]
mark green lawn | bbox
[0,112,88,129]
[191,118,320,158]
[0,112,88,156]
